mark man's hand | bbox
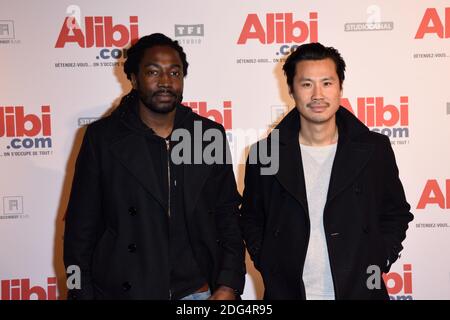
[208,285,236,300]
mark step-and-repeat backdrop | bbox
[1,0,449,300]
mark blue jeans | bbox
[180,289,211,300]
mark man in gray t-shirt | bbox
[240,43,413,300]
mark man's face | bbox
[291,58,342,125]
[132,45,184,114]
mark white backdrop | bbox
[1,0,449,300]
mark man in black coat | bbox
[64,33,245,300]
[240,43,413,300]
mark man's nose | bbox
[311,85,323,100]
[158,72,172,87]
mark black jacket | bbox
[64,93,245,299]
[240,106,413,300]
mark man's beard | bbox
[139,89,182,114]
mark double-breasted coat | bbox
[240,107,413,299]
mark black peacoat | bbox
[64,94,245,299]
[240,106,413,300]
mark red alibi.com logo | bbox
[417,179,450,209]
[341,96,409,139]
[415,7,450,39]
[383,264,413,300]
[55,15,139,60]
[183,101,232,130]
[237,12,318,56]
[0,106,52,151]
[1,277,57,300]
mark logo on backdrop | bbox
[0,20,21,45]
[270,105,289,128]
[174,24,204,45]
[76,101,232,130]
[78,117,99,127]
[54,5,139,68]
[383,264,414,300]
[413,7,450,59]
[415,179,450,229]
[0,105,53,157]
[183,100,238,162]
[183,101,232,131]
[344,5,394,32]
[0,277,57,300]
[236,12,318,64]
[417,179,450,210]
[0,196,28,220]
[341,96,410,144]
[415,7,450,39]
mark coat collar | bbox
[272,106,374,209]
[107,91,213,215]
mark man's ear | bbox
[131,74,138,90]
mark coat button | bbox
[128,243,137,253]
[69,292,78,300]
[354,185,361,194]
[273,229,280,238]
[330,232,340,237]
[122,282,131,291]
[128,207,137,216]
[362,225,370,233]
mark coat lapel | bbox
[273,106,374,211]
[327,138,373,203]
[273,109,308,212]
[109,133,167,211]
[181,113,214,216]
[275,136,308,212]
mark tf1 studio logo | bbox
[0,105,52,151]
[54,5,139,60]
[174,24,204,45]
[237,12,318,56]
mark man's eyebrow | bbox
[298,76,336,81]
[142,63,182,68]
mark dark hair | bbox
[124,33,189,80]
[282,42,346,90]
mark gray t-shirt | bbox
[300,142,337,300]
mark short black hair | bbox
[124,33,189,80]
[282,42,346,90]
